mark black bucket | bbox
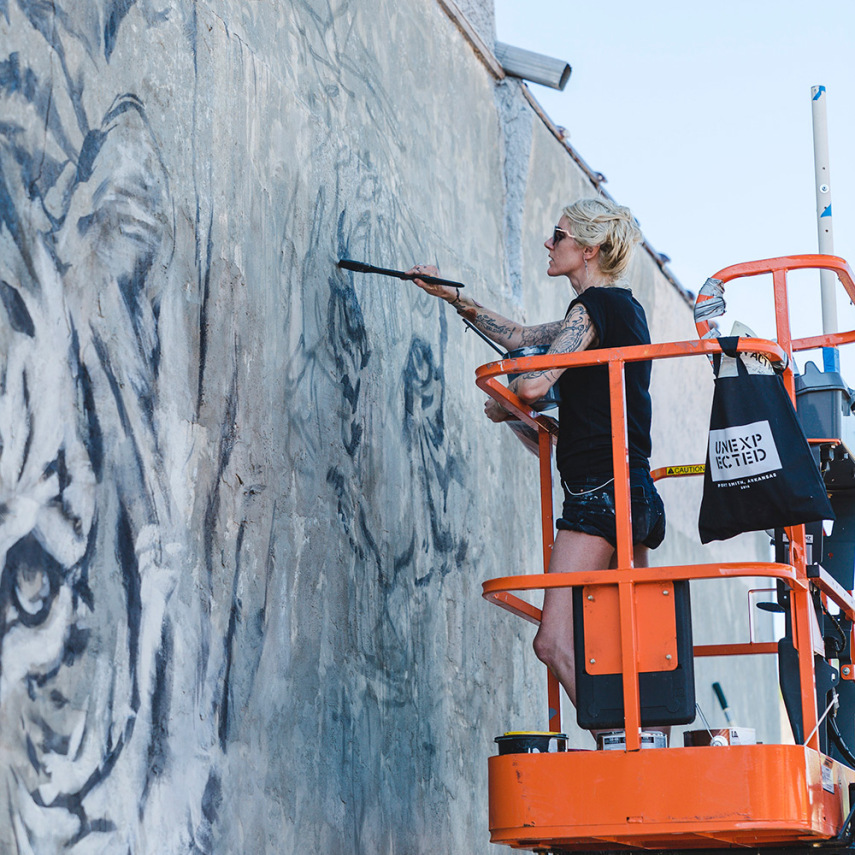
[494,731,567,755]
[505,345,561,411]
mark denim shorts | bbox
[556,467,666,549]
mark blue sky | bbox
[494,0,855,371]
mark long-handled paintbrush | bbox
[337,259,466,290]
[337,258,505,356]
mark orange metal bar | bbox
[618,580,641,750]
[537,427,554,574]
[606,359,641,749]
[480,613,791,661]
[475,338,787,398]
[773,267,797,400]
[543,423,561,729]
[694,642,778,657]
[482,561,802,598]
[785,523,821,751]
[795,328,855,352]
[609,361,633,569]
[712,254,855,296]
[813,566,855,620]
[694,256,855,361]
[530,373,560,734]
[475,370,560,444]
[489,591,542,625]
[478,608,807,658]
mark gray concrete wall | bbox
[0,1,777,853]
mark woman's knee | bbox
[532,629,560,669]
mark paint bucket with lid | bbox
[505,345,561,411]
[494,731,567,755]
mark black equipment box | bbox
[573,581,695,730]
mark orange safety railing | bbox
[476,255,855,755]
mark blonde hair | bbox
[562,197,642,281]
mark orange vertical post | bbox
[547,675,562,733]
[538,425,555,571]
[618,580,641,750]
[609,360,633,570]
[538,423,562,733]
[773,267,796,400]
[609,360,641,750]
[787,523,821,749]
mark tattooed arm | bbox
[408,265,560,350]
[484,303,598,422]
[449,293,564,350]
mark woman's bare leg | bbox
[632,544,649,568]
[609,544,649,569]
[533,536,672,742]
[532,529,614,706]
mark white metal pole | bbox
[811,85,839,358]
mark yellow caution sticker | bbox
[665,464,706,477]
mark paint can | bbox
[505,345,561,411]
[683,727,756,747]
[494,731,567,755]
[597,730,668,750]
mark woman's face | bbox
[544,215,586,280]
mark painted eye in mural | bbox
[5,534,62,628]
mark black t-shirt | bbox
[556,286,653,480]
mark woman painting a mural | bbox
[410,196,666,723]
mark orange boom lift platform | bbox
[476,255,855,853]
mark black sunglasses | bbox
[552,226,575,245]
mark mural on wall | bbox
[285,191,472,838]
[0,0,486,851]
[0,1,187,850]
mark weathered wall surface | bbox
[0,1,776,853]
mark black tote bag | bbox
[698,338,834,544]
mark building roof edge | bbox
[435,0,694,307]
